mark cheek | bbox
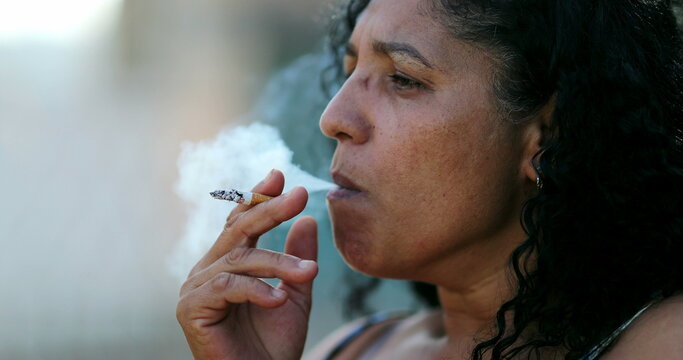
[366,115,519,266]
[340,126,468,267]
[376,89,492,192]
[375,117,477,204]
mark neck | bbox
[436,269,512,355]
[429,219,526,356]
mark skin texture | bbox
[320,0,545,355]
[176,170,319,360]
[600,295,683,360]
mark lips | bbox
[327,172,364,200]
[331,172,362,191]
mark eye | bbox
[388,73,424,91]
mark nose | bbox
[319,75,372,144]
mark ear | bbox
[521,95,555,184]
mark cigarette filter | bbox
[210,189,273,205]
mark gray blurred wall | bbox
[0,1,340,359]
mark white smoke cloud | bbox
[169,122,335,281]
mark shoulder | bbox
[302,310,432,360]
[601,294,683,360]
[302,316,369,360]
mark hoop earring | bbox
[532,160,544,192]
[536,176,543,192]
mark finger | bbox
[195,186,308,271]
[227,186,309,248]
[284,216,318,262]
[226,169,285,219]
[178,273,288,324]
[181,247,317,294]
[279,216,318,304]
[191,171,292,274]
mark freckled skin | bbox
[320,0,537,288]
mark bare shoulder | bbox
[302,311,417,360]
[602,294,683,360]
[302,316,369,360]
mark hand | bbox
[176,170,319,360]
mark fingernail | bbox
[271,288,285,299]
[298,260,316,270]
[258,169,274,185]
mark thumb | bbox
[279,216,318,301]
[284,216,318,262]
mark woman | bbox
[176,0,683,359]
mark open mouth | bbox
[327,172,363,200]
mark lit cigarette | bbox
[209,189,273,205]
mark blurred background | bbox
[0,0,417,359]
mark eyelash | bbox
[388,73,424,91]
[343,69,425,92]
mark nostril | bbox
[336,132,353,141]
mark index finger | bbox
[233,169,286,214]
[190,169,286,274]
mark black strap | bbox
[323,311,410,360]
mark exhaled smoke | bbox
[169,122,335,281]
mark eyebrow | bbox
[345,40,436,70]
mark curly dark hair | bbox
[324,0,683,359]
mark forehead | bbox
[351,0,471,69]
[354,0,442,41]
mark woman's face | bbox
[320,0,534,283]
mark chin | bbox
[327,208,380,275]
[327,195,414,278]
[331,220,412,279]
[333,228,374,272]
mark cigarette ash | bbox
[210,189,245,203]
